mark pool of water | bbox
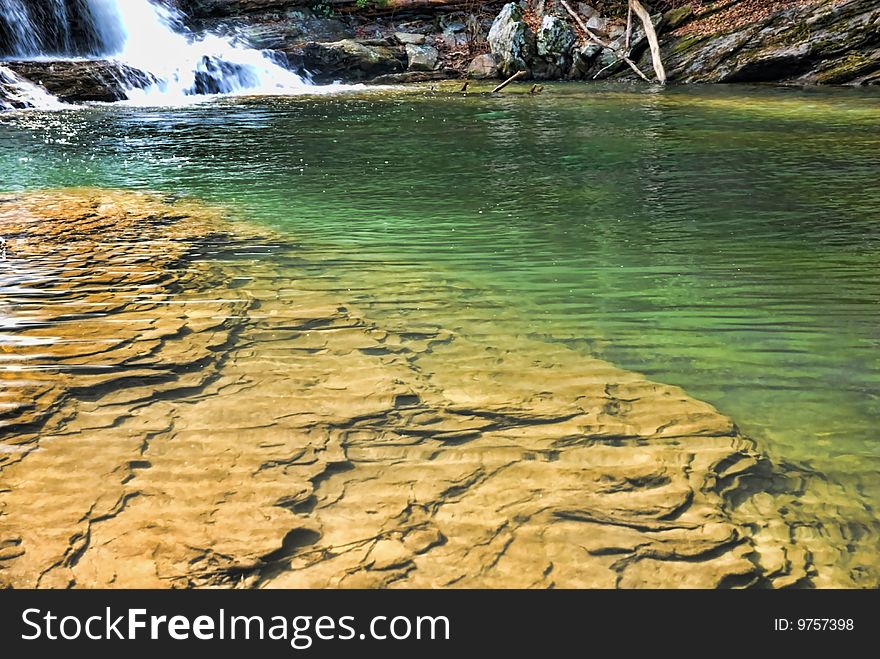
[2,81,879,495]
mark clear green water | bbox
[2,82,879,492]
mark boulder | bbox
[488,3,536,77]
[586,15,609,34]
[467,53,499,79]
[2,60,153,103]
[569,44,602,79]
[296,39,405,82]
[406,44,439,71]
[537,15,576,61]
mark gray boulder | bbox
[586,15,609,34]
[467,53,499,79]
[488,3,536,77]
[406,44,439,71]
[537,16,576,60]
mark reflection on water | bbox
[1,82,879,523]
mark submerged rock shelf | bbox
[0,189,875,588]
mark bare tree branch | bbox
[560,0,650,83]
[630,0,667,84]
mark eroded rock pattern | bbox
[0,189,876,588]
[655,0,880,85]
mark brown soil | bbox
[674,0,823,38]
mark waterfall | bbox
[0,0,313,104]
[0,1,40,55]
[0,64,68,110]
[0,0,125,57]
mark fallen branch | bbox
[630,0,667,84]
[492,70,525,93]
[592,59,619,80]
[625,4,633,52]
[560,0,650,83]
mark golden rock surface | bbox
[0,189,875,588]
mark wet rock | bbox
[467,53,499,79]
[488,2,536,77]
[406,44,439,71]
[296,39,405,82]
[0,67,28,110]
[2,60,153,103]
[1,189,876,589]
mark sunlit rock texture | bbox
[0,189,876,588]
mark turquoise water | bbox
[1,82,879,490]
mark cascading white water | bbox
[0,0,316,106]
[102,0,313,102]
[0,0,40,55]
[0,0,121,57]
[0,64,68,110]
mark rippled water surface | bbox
[2,82,879,491]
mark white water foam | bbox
[1,0,336,107]
[94,0,317,103]
[0,64,69,110]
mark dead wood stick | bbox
[592,59,619,80]
[492,70,526,93]
[630,0,667,84]
[560,0,650,83]
[625,4,633,52]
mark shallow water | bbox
[2,82,879,508]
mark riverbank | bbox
[177,0,880,85]
[1,0,877,108]
[0,187,874,588]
